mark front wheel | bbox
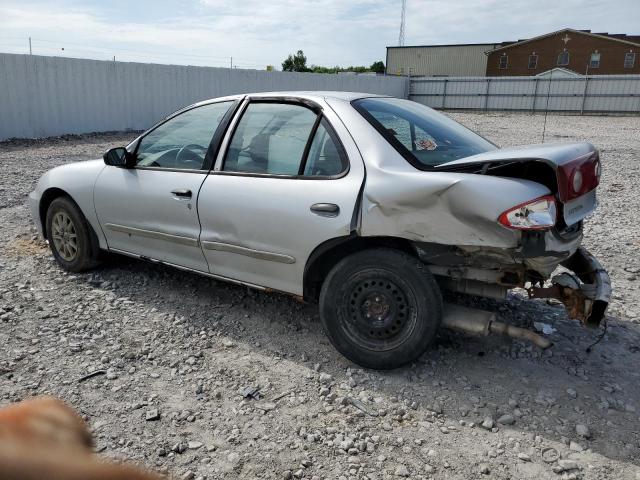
[45,197,101,272]
[319,248,442,370]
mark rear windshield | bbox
[353,98,496,168]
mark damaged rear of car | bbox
[319,96,611,365]
[432,142,609,326]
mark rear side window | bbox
[303,118,345,176]
[223,102,347,177]
[353,97,496,168]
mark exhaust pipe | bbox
[441,304,552,349]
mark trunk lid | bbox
[436,142,601,227]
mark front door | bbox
[198,99,365,294]
[94,100,235,271]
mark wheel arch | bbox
[39,188,101,252]
[303,235,417,302]
[39,187,72,237]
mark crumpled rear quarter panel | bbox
[325,97,551,249]
[361,171,551,248]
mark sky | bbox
[0,0,639,70]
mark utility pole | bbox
[230,57,233,69]
[580,63,590,115]
[29,37,32,55]
[541,68,553,143]
[398,0,406,46]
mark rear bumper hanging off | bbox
[528,247,611,327]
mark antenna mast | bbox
[398,0,406,46]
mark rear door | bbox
[198,97,365,294]
[94,100,237,271]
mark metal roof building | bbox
[386,43,501,77]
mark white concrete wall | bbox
[410,75,640,113]
[0,54,409,140]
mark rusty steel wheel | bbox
[319,248,442,370]
[344,275,415,351]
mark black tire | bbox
[319,248,442,370]
[45,196,101,272]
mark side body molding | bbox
[104,224,199,247]
[201,241,296,264]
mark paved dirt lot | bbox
[1,112,640,480]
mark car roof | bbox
[250,91,389,102]
[191,91,389,108]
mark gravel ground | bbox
[1,112,640,480]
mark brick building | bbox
[486,28,640,76]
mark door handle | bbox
[171,189,192,199]
[310,203,339,217]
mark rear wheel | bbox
[45,197,101,272]
[319,248,442,369]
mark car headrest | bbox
[248,133,270,168]
[319,138,342,175]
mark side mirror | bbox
[103,147,133,168]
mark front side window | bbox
[557,50,570,66]
[528,54,538,69]
[136,102,233,170]
[223,102,346,176]
[353,97,496,168]
[499,55,508,69]
[624,52,636,68]
[590,52,601,68]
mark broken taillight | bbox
[498,195,557,230]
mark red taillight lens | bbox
[557,152,600,201]
[498,195,557,230]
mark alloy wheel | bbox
[51,211,78,261]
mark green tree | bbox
[310,65,340,74]
[370,61,385,74]
[282,50,309,72]
[281,52,385,74]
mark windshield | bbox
[353,98,497,168]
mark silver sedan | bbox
[30,92,611,369]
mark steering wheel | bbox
[176,144,208,167]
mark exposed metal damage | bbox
[433,247,611,348]
[528,247,612,327]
